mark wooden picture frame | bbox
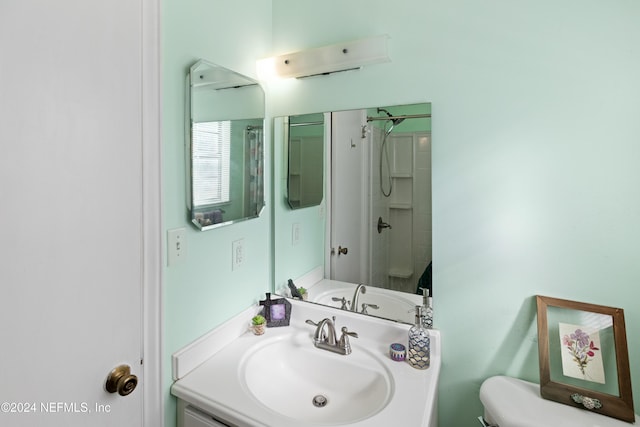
[536,295,634,422]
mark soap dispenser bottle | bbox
[408,305,430,370]
[419,287,434,329]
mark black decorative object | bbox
[259,293,291,327]
[287,279,303,299]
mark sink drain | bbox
[312,394,328,408]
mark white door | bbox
[0,1,151,425]
[330,110,367,283]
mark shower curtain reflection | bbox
[245,126,264,216]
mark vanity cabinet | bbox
[179,400,234,427]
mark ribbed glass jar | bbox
[408,306,430,370]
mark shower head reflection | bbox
[377,107,405,132]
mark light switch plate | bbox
[292,223,300,246]
[167,228,187,266]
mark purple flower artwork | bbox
[559,323,605,384]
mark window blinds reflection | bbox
[192,121,231,207]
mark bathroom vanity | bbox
[171,298,440,427]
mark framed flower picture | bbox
[536,295,634,422]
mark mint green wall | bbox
[162,1,272,426]
[270,0,640,426]
[162,1,640,426]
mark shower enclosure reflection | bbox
[331,104,431,294]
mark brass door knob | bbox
[106,365,138,396]
[338,246,348,255]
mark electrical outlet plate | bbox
[167,228,187,266]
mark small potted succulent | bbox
[251,314,266,335]
[298,287,308,301]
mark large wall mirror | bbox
[274,103,431,323]
[186,59,265,230]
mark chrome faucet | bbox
[350,284,366,312]
[305,317,358,355]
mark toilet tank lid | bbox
[479,376,639,427]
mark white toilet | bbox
[479,376,640,427]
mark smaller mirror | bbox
[286,113,325,209]
[186,60,265,230]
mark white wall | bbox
[162,1,640,425]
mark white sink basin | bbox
[240,333,393,424]
[171,299,440,427]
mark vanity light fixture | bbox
[257,34,390,80]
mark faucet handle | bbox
[340,326,358,338]
[305,319,324,341]
[331,297,349,310]
[306,318,336,344]
[338,326,358,355]
[361,303,380,315]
